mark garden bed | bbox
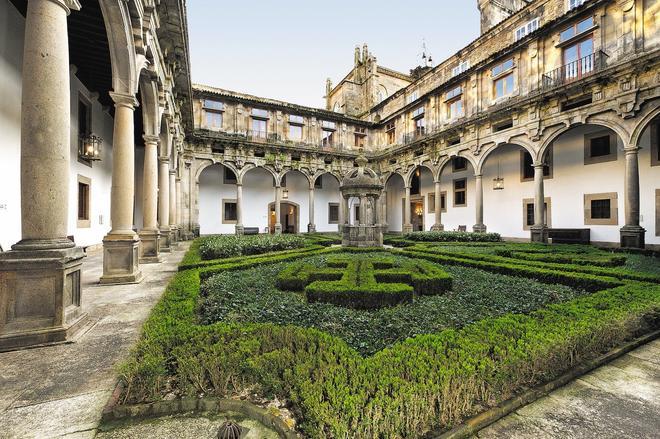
[117,240,660,438]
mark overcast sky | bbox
[187,1,480,108]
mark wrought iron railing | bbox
[540,50,608,91]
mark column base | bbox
[274,223,282,235]
[620,225,646,249]
[308,224,316,233]
[530,225,548,243]
[431,224,444,231]
[100,234,143,284]
[0,246,90,352]
[159,228,172,253]
[235,225,244,236]
[473,224,487,233]
[168,229,178,249]
[403,224,413,234]
[138,230,162,264]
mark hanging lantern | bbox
[79,134,102,161]
[493,161,504,190]
[282,188,289,199]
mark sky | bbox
[187,1,481,108]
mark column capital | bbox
[474,173,483,179]
[47,0,81,14]
[158,156,170,164]
[624,146,640,155]
[169,169,177,176]
[143,134,159,145]
[109,91,138,109]
[533,162,546,170]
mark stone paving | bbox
[476,338,660,439]
[0,243,189,439]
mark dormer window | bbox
[203,100,224,129]
[451,61,470,77]
[515,18,540,41]
[406,91,418,104]
[568,0,588,11]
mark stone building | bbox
[0,0,659,349]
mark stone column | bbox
[158,158,171,251]
[100,92,143,284]
[530,163,547,243]
[176,176,183,239]
[343,196,350,226]
[235,183,244,235]
[380,190,388,227]
[0,0,88,350]
[473,174,486,233]
[307,187,316,233]
[168,169,177,245]
[620,147,645,248]
[431,180,444,231]
[138,135,161,263]
[403,186,413,233]
[274,185,282,234]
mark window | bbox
[328,203,339,224]
[77,175,91,228]
[321,129,334,147]
[521,148,552,181]
[515,18,539,41]
[452,157,467,172]
[568,0,589,11]
[429,192,448,213]
[446,86,462,101]
[584,131,617,164]
[451,60,470,77]
[289,124,302,141]
[386,122,396,145]
[289,115,304,124]
[494,74,514,99]
[203,100,224,130]
[252,118,267,138]
[406,91,418,104]
[411,171,421,195]
[203,100,224,111]
[354,126,367,147]
[321,120,336,130]
[650,121,659,166]
[251,108,269,118]
[522,198,551,230]
[414,117,426,138]
[206,111,223,129]
[222,199,237,224]
[223,168,237,184]
[561,17,594,42]
[453,178,467,207]
[584,192,618,225]
[78,97,90,136]
[492,59,514,77]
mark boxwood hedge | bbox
[118,240,660,438]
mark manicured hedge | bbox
[276,255,452,309]
[198,234,306,260]
[494,249,627,267]
[118,242,660,437]
[403,231,502,242]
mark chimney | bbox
[477,0,530,34]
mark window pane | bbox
[590,135,611,157]
[289,125,302,140]
[526,203,535,226]
[329,204,339,223]
[289,115,304,124]
[454,178,466,189]
[591,199,611,219]
[577,17,594,33]
[224,202,237,221]
[251,108,269,118]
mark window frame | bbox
[522,197,551,230]
[77,175,91,228]
[493,72,515,100]
[328,202,340,224]
[223,167,237,185]
[222,199,238,224]
[651,121,659,167]
[452,157,468,173]
[515,18,540,41]
[520,147,553,182]
[584,131,618,165]
[584,192,618,225]
[453,178,467,207]
[386,121,396,145]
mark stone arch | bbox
[99,0,139,96]
[434,152,476,181]
[281,169,312,188]
[630,101,660,148]
[158,113,172,158]
[477,140,536,174]
[138,76,159,137]
[405,163,435,187]
[312,171,341,187]
[383,171,406,187]
[239,164,279,185]
[194,160,239,184]
[537,120,629,163]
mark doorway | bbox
[402,197,425,231]
[268,201,299,234]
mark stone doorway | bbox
[402,197,425,231]
[268,201,299,234]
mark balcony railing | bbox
[540,50,608,91]
[246,129,281,143]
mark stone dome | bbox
[340,153,383,192]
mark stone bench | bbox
[547,228,590,245]
[243,227,260,235]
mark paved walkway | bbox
[477,338,660,439]
[0,243,189,439]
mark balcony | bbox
[540,50,608,91]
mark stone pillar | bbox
[403,186,413,233]
[381,190,388,229]
[0,0,88,351]
[359,196,368,225]
[235,183,244,235]
[138,135,161,263]
[158,158,171,251]
[473,174,487,233]
[307,187,316,233]
[168,169,177,245]
[431,180,444,231]
[620,147,645,248]
[343,196,350,226]
[530,163,547,243]
[176,176,183,239]
[100,92,143,284]
[274,185,282,234]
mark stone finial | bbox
[356,148,368,170]
[354,45,361,66]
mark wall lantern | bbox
[414,204,423,216]
[282,188,289,199]
[79,134,102,161]
[493,161,504,190]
